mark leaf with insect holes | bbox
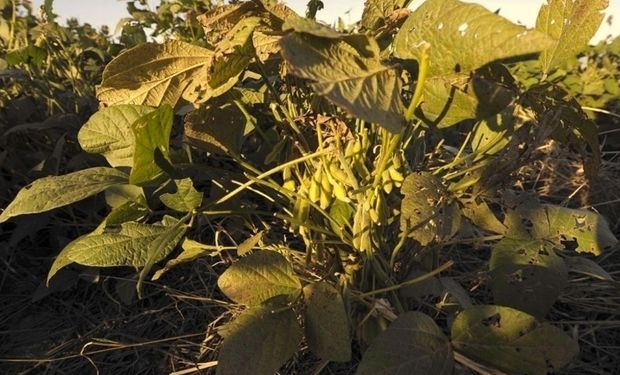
[537,0,609,73]
[96,41,214,107]
[47,216,183,283]
[303,282,351,362]
[393,0,553,77]
[451,305,579,375]
[0,167,128,223]
[218,251,302,306]
[129,105,174,186]
[160,178,203,213]
[400,172,461,245]
[504,203,617,256]
[489,238,568,318]
[356,311,454,375]
[78,105,155,167]
[361,0,407,31]
[217,304,302,375]
[280,32,404,133]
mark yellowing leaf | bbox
[47,217,183,283]
[356,312,454,375]
[490,239,568,318]
[160,178,203,213]
[0,167,128,223]
[394,0,552,77]
[96,41,213,107]
[504,204,617,256]
[361,0,407,31]
[400,172,461,245]
[218,251,301,306]
[303,282,351,362]
[452,305,579,375]
[237,231,263,256]
[130,105,174,186]
[78,105,155,167]
[280,33,404,133]
[217,305,302,375]
[537,0,609,73]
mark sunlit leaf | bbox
[217,305,302,375]
[160,178,203,213]
[218,251,302,306]
[303,282,351,362]
[537,0,609,73]
[490,238,568,318]
[280,32,404,133]
[47,217,183,283]
[393,0,552,77]
[452,305,579,375]
[237,231,263,256]
[78,105,154,167]
[129,105,174,185]
[361,0,407,31]
[504,203,617,256]
[97,41,214,107]
[153,238,219,280]
[0,167,128,223]
[357,311,454,375]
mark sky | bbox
[30,0,620,43]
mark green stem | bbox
[405,43,431,122]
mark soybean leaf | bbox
[97,41,214,107]
[537,0,609,73]
[160,178,203,213]
[153,239,220,280]
[103,194,150,227]
[504,203,617,256]
[490,238,568,318]
[185,99,247,155]
[237,231,263,256]
[361,0,407,31]
[419,65,517,127]
[185,17,261,104]
[303,282,351,362]
[0,167,128,223]
[218,251,301,306]
[280,33,404,133]
[78,105,154,167]
[451,305,579,375]
[461,199,506,234]
[198,2,257,45]
[356,311,454,375]
[393,0,552,77]
[400,172,461,245]
[47,217,182,283]
[217,305,302,375]
[130,105,174,186]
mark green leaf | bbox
[237,231,263,256]
[461,199,506,234]
[490,238,568,318]
[361,0,407,31]
[303,282,351,362]
[356,311,454,375]
[78,105,155,167]
[217,305,302,375]
[160,178,203,213]
[504,203,617,256]
[0,167,128,223]
[96,41,213,107]
[185,17,261,104]
[280,33,404,133]
[47,217,183,283]
[400,172,461,245]
[393,0,553,77]
[130,105,174,186]
[451,305,579,375]
[103,194,150,226]
[418,65,517,127]
[218,251,302,306]
[153,238,220,280]
[537,0,609,73]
